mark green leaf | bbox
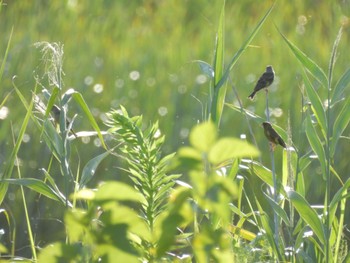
[211,3,274,126]
[72,91,107,149]
[211,2,225,126]
[208,138,259,164]
[331,97,350,157]
[94,181,145,203]
[1,178,64,203]
[189,121,217,152]
[264,192,290,226]
[0,86,34,205]
[286,189,326,245]
[249,163,286,196]
[329,178,350,224]
[305,114,326,179]
[302,70,327,136]
[79,151,110,189]
[332,67,350,105]
[278,28,328,89]
[0,27,13,83]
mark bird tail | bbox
[248,91,256,99]
[278,138,286,148]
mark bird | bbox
[262,122,286,151]
[248,65,275,99]
[51,105,77,138]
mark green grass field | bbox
[1,1,350,262]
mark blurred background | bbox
[1,0,350,257]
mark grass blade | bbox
[278,28,328,89]
[0,87,34,205]
[286,189,326,245]
[332,67,350,105]
[210,1,225,126]
[1,178,64,203]
[211,3,275,125]
[302,70,327,136]
[72,91,107,149]
[331,97,350,157]
[305,114,326,179]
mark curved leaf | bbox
[80,151,110,189]
[208,138,259,164]
[279,29,328,89]
[286,189,326,245]
[1,178,63,203]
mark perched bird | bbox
[248,65,275,99]
[51,105,77,138]
[262,122,286,151]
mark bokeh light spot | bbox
[129,70,140,81]
[158,106,168,116]
[0,106,9,119]
[93,83,104,93]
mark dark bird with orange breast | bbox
[248,66,275,99]
[262,121,286,151]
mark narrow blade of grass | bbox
[1,178,64,203]
[278,28,328,89]
[305,114,326,180]
[332,67,350,105]
[210,1,225,126]
[286,189,326,245]
[301,70,327,137]
[72,91,107,149]
[331,97,350,157]
[0,27,13,83]
[211,3,275,126]
[0,87,34,205]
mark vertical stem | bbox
[266,90,279,248]
[325,77,331,263]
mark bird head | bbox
[266,65,274,73]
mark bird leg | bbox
[269,142,276,152]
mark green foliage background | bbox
[1,0,350,259]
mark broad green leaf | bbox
[332,67,350,104]
[189,121,217,152]
[1,178,63,203]
[94,181,145,203]
[279,29,328,89]
[79,151,110,189]
[302,70,327,136]
[38,242,89,263]
[156,212,185,257]
[208,138,259,164]
[286,189,326,245]
[305,114,326,179]
[331,97,350,157]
